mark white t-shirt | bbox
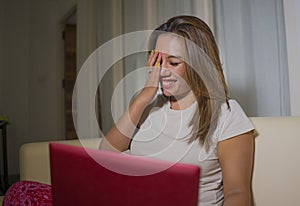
[130,95,254,205]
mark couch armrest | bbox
[19,139,100,185]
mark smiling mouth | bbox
[161,80,176,89]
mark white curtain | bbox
[214,0,290,117]
[283,0,300,116]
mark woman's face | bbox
[155,34,193,100]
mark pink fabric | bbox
[3,180,52,206]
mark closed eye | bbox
[169,62,181,66]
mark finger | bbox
[147,54,161,86]
[151,66,161,86]
[150,52,161,77]
[147,50,159,66]
[146,50,155,66]
[147,52,161,74]
[155,52,162,68]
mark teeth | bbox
[164,81,173,85]
[162,81,175,86]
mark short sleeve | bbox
[218,100,254,142]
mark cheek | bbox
[173,65,188,82]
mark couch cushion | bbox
[250,117,300,206]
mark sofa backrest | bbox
[250,117,300,206]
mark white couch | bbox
[8,117,300,205]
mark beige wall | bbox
[0,0,75,176]
[28,0,63,140]
[0,0,4,112]
[1,0,31,176]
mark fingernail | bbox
[151,50,154,54]
[157,62,161,67]
[155,49,158,53]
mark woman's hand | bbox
[135,50,162,105]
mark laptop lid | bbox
[50,142,200,206]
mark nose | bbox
[160,67,171,77]
[160,57,171,77]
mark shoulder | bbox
[219,99,249,120]
[221,99,244,113]
[217,99,254,142]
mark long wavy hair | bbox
[149,15,229,146]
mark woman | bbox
[100,15,254,205]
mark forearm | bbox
[100,51,161,152]
[99,96,148,152]
[223,189,252,206]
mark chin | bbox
[162,89,178,97]
[163,91,172,97]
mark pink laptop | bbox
[50,142,200,206]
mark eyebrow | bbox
[167,55,183,59]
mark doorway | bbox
[63,11,77,140]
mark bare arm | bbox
[99,97,150,152]
[218,132,254,206]
[99,51,162,152]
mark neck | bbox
[170,91,196,110]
